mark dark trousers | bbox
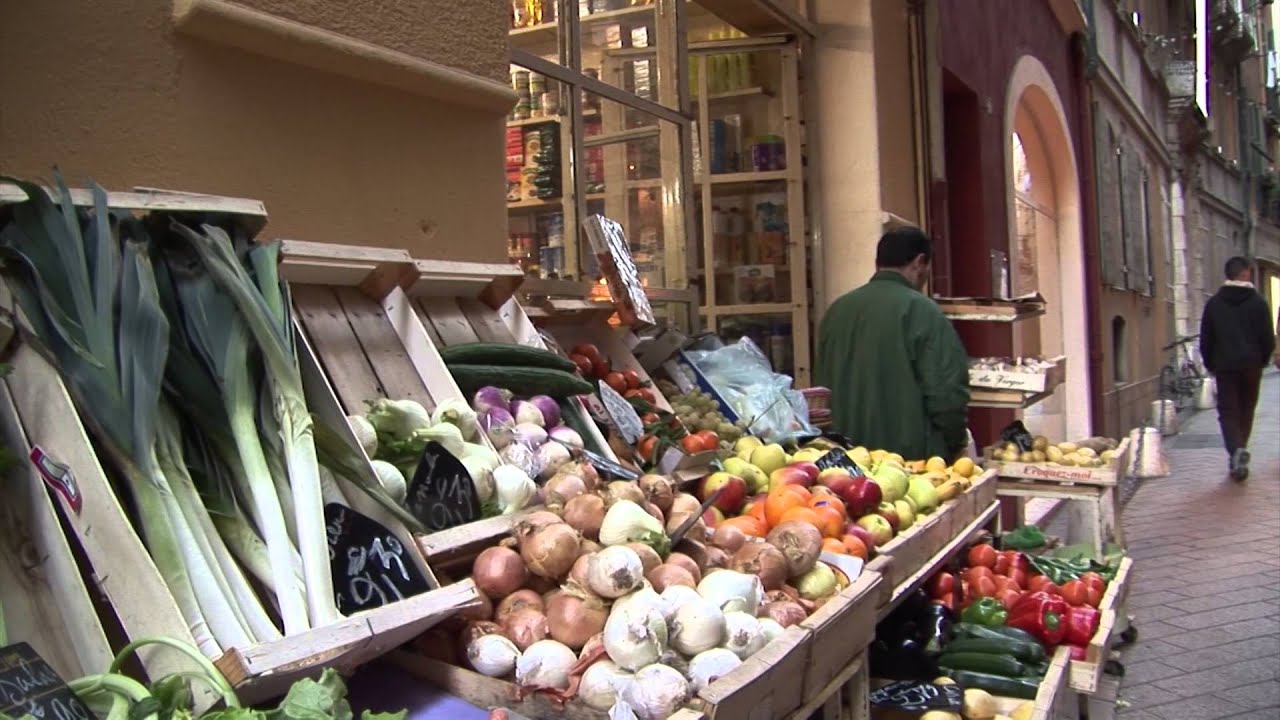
[1215,367,1263,455]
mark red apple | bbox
[787,461,821,483]
[769,465,814,490]
[818,467,856,495]
[856,514,895,546]
[839,476,883,517]
[844,523,878,551]
[876,502,901,532]
[700,472,747,514]
[702,507,724,528]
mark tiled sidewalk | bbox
[1115,371,1280,719]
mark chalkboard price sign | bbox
[815,448,865,476]
[325,504,431,614]
[597,380,644,444]
[868,680,964,712]
[0,642,95,720]
[403,441,481,531]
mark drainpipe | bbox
[908,0,931,227]
[1077,0,1107,434]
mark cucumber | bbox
[448,364,595,399]
[952,623,1042,647]
[943,637,1045,663]
[935,652,1025,677]
[439,343,578,373]
[943,670,1041,700]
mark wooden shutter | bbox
[1122,143,1151,294]
[1095,109,1126,288]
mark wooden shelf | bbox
[506,197,561,212]
[969,388,1057,410]
[508,4,656,53]
[506,116,560,128]
[698,170,790,186]
[695,86,773,102]
[935,296,1048,322]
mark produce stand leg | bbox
[1082,674,1120,720]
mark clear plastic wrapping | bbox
[685,338,814,442]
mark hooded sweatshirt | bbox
[1199,281,1276,374]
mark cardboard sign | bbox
[0,643,96,720]
[325,503,431,614]
[869,680,963,713]
[404,441,481,531]
[597,380,643,444]
[815,449,864,476]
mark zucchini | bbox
[943,637,1045,663]
[952,623,1042,647]
[935,652,1025,677]
[448,364,594,399]
[943,670,1041,700]
[439,343,578,373]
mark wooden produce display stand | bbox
[0,189,479,709]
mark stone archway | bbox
[1003,55,1092,441]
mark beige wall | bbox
[872,1,920,226]
[0,0,513,262]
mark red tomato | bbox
[637,435,658,461]
[680,435,705,454]
[641,413,660,424]
[994,576,1022,595]
[996,588,1023,610]
[1007,568,1028,588]
[963,566,995,585]
[928,572,956,599]
[605,372,628,393]
[622,370,642,390]
[934,595,955,611]
[1060,580,1088,607]
[625,388,657,404]
[569,354,592,375]
[573,343,602,362]
[694,430,720,452]
[993,553,1012,576]
[1000,550,1029,571]
[972,576,998,598]
[591,358,611,379]
[967,544,998,569]
[1085,586,1103,608]
[1080,572,1107,594]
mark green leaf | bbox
[266,669,352,720]
[359,713,406,720]
[149,673,193,720]
[128,697,162,720]
[200,709,263,720]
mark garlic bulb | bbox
[669,599,727,656]
[687,648,742,693]
[466,634,520,677]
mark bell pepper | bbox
[960,597,1008,626]
[1063,606,1101,646]
[1007,591,1068,647]
[1063,643,1088,662]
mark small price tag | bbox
[325,504,432,614]
[598,380,644,444]
[403,441,482,531]
[868,681,964,712]
[0,642,96,720]
[30,447,82,515]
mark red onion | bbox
[546,592,608,650]
[495,588,545,622]
[527,395,562,427]
[473,546,527,599]
[562,494,605,539]
[761,600,808,627]
[522,523,581,579]
[502,607,549,651]
[731,543,788,591]
[647,563,696,593]
[666,553,702,584]
[473,386,511,414]
[766,522,823,578]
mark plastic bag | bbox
[684,338,815,443]
[998,420,1035,452]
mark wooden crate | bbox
[1069,556,1133,694]
[992,646,1076,720]
[794,652,868,720]
[985,437,1130,487]
[876,501,1001,620]
[544,323,675,412]
[968,356,1066,394]
[800,570,883,699]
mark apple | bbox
[769,465,814,491]
[750,444,789,475]
[702,507,724,528]
[876,502,901,532]
[724,458,769,494]
[818,467,855,493]
[700,472,748,515]
[844,523,878,551]
[856,514,895,546]
[894,500,916,530]
[839,476,883,517]
[788,461,821,484]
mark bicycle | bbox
[1159,334,1203,411]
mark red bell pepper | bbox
[1007,591,1068,647]
[1063,606,1101,646]
[1064,643,1088,661]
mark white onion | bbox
[466,634,521,677]
[536,441,573,481]
[687,648,742,693]
[669,599,727,656]
[579,660,632,710]
[616,664,691,720]
[722,611,766,659]
[614,586,666,620]
[514,639,576,689]
[587,546,645,599]
[697,570,765,616]
[493,464,536,514]
[603,601,668,671]
[659,585,702,622]
[758,617,785,646]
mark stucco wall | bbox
[0,0,511,262]
[872,1,919,226]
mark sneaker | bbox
[1231,448,1250,481]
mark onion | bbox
[568,553,593,588]
[795,562,839,600]
[687,648,742,693]
[617,664,690,720]
[511,400,546,427]
[766,521,823,578]
[587,546,645,598]
[536,441,572,480]
[544,473,588,508]
[548,425,584,450]
[637,474,675,514]
[515,640,576,690]
[675,539,710,571]
[659,585,701,620]
[603,481,646,507]
[761,600,807,628]
[730,542,789,591]
[459,590,494,622]
[603,600,668,671]
[579,660,631,711]
[647,563,696,593]
[669,598,727,656]
[513,422,548,448]
[521,523,581,579]
[467,634,521,677]
[665,509,705,539]
[722,611,766,659]
[473,386,512,414]
[696,569,765,616]
[500,443,541,478]
[562,494,606,539]
[502,607,549,651]
[495,589,544,622]
[666,553,702,584]
[526,573,558,595]
[515,511,564,546]
[546,591,608,650]
[758,617,785,645]
[705,545,731,569]
[626,543,663,575]
[527,395,561,427]
[460,620,504,648]
[480,406,516,448]
[473,547,528,599]
[579,538,602,556]
[669,493,702,517]
[712,523,749,553]
[643,502,665,526]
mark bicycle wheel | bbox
[1159,365,1178,402]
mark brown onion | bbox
[731,542,789,591]
[495,588,544,622]
[521,523,581,579]
[562,494,606,540]
[665,552,702,584]
[525,572,559,594]
[578,539,602,556]
[545,591,608,650]
[603,481,645,506]
[712,523,749,553]
[502,607,549,651]
[665,509,705,539]
[675,538,710,570]
[459,590,495,622]
[761,600,808,627]
[472,546,528,599]
[545,472,588,507]
[459,620,503,648]
[568,553,593,588]
[647,563,696,593]
[626,543,663,575]
[644,502,665,526]
[576,462,600,490]
[766,521,823,578]
[638,474,675,514]
[705,545,730,570]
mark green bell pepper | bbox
[961,597,1008,626]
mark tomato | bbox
[994,576,1023,595]
[934,595,955,611]
[1027,576,1060,597]
[972,576,998,598]
[963,566,994,585]
[622,370,642,390]
[993,553,1012,576]
[1060,580,1088,607]
[1007,568,1028,589]
[928,572,956,599]
[694,430,720,452]
[996,588,1023,610]
[967,544,998,569]
[569,353,592,375]
[680,435,705,454]
[1079,572,1107,593]
[625,388,656,404]
[1085,586,1103,608]
[605,372,628,393]
[822,538,849,555]
[641,413,660,424]
[573,343,602,362]
[1001,550,1030,571]
[841,534,869,560]
[637,435,659,461]
[591,358,611,379]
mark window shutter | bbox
[1095,112,1126,288]
[1123,143,1151,294]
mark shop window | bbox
[1112,315,1128,385]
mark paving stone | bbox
[1123,659,1189,685]
[1158,635,1280,672]
[1143,694,1247,719]
[1213,679,1280,710]
[1151,657,1279,697]
[1164,601,1280,630]
[1165,586,1280,614]
[1162,618,1279,650]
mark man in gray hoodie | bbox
[1199,256,1277,480]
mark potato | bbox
[1057,442,1079,453]
[1046,446,1065,463]
[1032,435,1050,451]
[1058,454,1077,466]
[1077,447,1097,459]
[1019,451,1037,463]
[1031,450,1047,463]
[1000,449,1020,462]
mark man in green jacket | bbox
[815,228,970,461]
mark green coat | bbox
[815,271,970,460]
